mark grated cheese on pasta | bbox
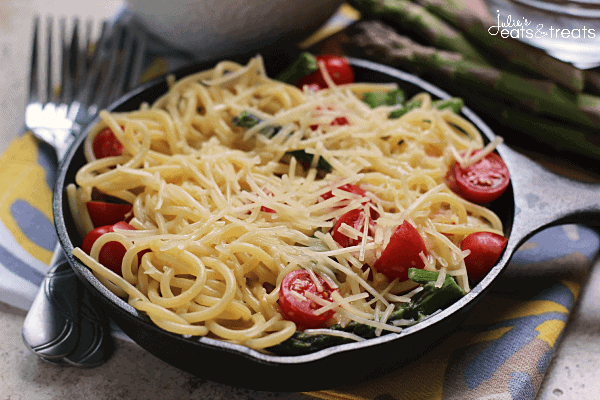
[69,56,503,351]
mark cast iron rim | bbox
[52,56,516,366]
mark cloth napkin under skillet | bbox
[2,5,600,400]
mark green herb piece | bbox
[363,89,405,108]
[388,99,422,119]
[431,97,463,113]
[232,111,280,138]
[286,150,333,173]
[232,111,261,128]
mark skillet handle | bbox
[22,244,114,367]
[499,144,600,247]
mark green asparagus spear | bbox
[232,111,262,128]
[414,0,584,92]
[363,88,463,119]
[459,92,600,162]
[406,269,465,317]
[584,70,600,95]
[388,99,422,119]
[407,268,447,284]
[275,52,319,84]
[341,20,600,130]
[232,111,280,138]
[347,0,489,65]
[362,88,405,108]
[431,97,464,113]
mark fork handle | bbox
[22,244,114,367]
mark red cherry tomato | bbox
[310,116,349,131]
[373,220,427,281]
[322,183,366,201]
[279,269,338,329]
[82,221,136,275]
[444,164,460,194]
[87,201,133,228]
[323,184,378,220]
[453,151,510,204]
[295,55,354,90]
[332,209,374,248]
[257,190,276,213]
[461,232,508,283]
[309,107,350,131]
[93,127,124,159]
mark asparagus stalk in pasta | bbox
[341,20,600,130]
[361,87,462,117]
[346,0,489,65]
[362,88,405,108]
[268,268,465,355]
[275,52,319,84]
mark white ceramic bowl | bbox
[124,0,344,59]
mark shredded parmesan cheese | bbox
[69,55,504,351]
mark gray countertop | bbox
[1,1,599,399]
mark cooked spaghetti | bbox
[68,56,504,351]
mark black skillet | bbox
[52,55,600,391]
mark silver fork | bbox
[25,15,147,160]
[22,15,147,367]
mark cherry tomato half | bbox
[87,201,133,228]
[82,221,136,275]
[453,151,510,204]
[443,164,460,194]
[93,127,124,159]
[295,55,354,90]
[373,220,427,281]
[332,209,374,248]
[461,231,508,283]
[322,183,366,201]
[323,184,378,220]
[279,269,338,329]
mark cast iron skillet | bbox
[53,56,600,391]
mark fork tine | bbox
[45,16,54,104]
[59,17,79,104]
[127,30,147,93]
[28,16,40,104]
[108,26,135,104]
[59,17,69,103]
[94,23,125,110]
[78,19,93,87]
[77,21,109,108]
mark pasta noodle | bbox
[69,56,504,351]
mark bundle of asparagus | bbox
[338,0,600,163]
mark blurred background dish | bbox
[121,0,344,59]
